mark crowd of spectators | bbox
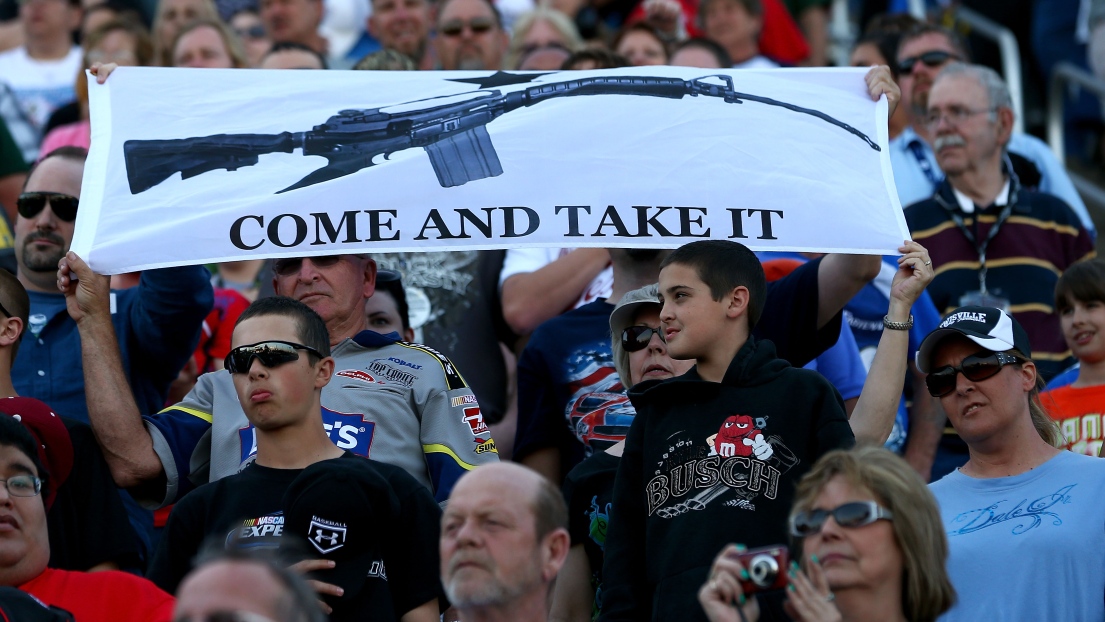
[0,0,1101,620]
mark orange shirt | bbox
[1042,384,1105,456]
[21,567,174,622]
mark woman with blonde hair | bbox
[911,306,1105,621]
[152,0,219,65]
[505,6,582,69]
[171,17,249,68]
[700,446,956,622]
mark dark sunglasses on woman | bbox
[224,341,322,374]
[925,351,1021,397]
[622,325,665,352]
[789,501,894,537]
[16,192,78,222]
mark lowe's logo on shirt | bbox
[238,408,376,463]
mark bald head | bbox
[440,463,570,615]
[175,559,289,620]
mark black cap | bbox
[916,306,1032,373]
[282,458,401,610]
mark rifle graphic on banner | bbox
[123,74,881,195]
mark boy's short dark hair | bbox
[660,240,766,329]
[0,416,49,498]
[672,37,732,68]
[1055,259,1105,314]
[236,296,332,358]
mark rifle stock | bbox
[123,132,300,194]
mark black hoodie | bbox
[599,336,854,622]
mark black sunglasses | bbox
[440,16,494,37]
[622,325,664,352]
[272,255,342,276]
[897,50,960,75]
[235,24,268,39]
[925,351,1021,397]
[17,192,78,222]
[224,340,322,374]
[789,501,893,537]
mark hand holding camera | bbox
[700,544,840,622]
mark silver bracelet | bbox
[883,314,914,331]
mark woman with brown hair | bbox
[700,446,955,622]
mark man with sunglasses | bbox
[916,306,1105,622]
[889,24,1092,233]
[904,63,1094,481]
[434,0,508,71]
[63,249,495,513]
[149,297,442,621]
[14,147,213,426]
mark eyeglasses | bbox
[923,106,997,130]
[896,50,960,75]
[440,16,494,37]
[622,325,664,352]
[272,255,343,276]
[224,340,323,374]
[16,192,78,222]
[789,501,893,537]
[925,351,1020,397]
[234,24,268,40]
[0,474,42,498]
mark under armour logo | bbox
[307,518,347,555]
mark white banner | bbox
[74,66,907,274]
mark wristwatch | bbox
[883,314,914,330]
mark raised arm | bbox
[59,252,163,489]
[501,248,610,335]
[849,241,934,444]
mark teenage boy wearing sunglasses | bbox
[62,251,495,515]
[915,305,1105,622]
[888,24,1091,229]
[433,0,507,71]
[149,296,442,621]
[599,241,855,622]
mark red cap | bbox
[0,398,74,510]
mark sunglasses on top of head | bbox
[17,192,78,222]
[896,50,960,75]
[789,501,893,537]
[925,351,1021,397]
[622,325,665,352]
[224,340,322,374]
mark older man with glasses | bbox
[904,62,1095,481]
[888,24,1092,234]
[433,0,508,71]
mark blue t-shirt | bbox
[803,321,865,401]
[930,451,1105,622]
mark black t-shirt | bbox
[149,453,442,621]
[47,419,142,572]
[563,450,620,621]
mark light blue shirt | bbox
[930,451,1105,622]
[890,127,1095,235]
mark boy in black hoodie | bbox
[599,240,855,622]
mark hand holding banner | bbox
[74,66,907,274]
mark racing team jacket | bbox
[143,330,499,508]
